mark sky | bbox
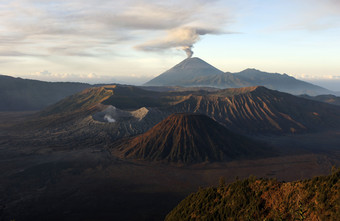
[0,0,340,89]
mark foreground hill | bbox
[0,75,92,111]
[144,58,331,95]
[166,168,340,221]
[116,113,272,163]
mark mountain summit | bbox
[116,113,271,163]
[144,58,331,95]
[144,57,224,86]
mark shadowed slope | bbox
[0,74,92,111]
[300,94,340,106]
[116,113,271,163]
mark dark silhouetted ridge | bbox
[0,74,92,111]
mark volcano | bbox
[116,113,272,163]
[143,57,331,95]
[144,57,224,86]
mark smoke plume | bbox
[135,27,220,58]
[104,114,116,123]
[182,46,193,58]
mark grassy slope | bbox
[166,168,340,221]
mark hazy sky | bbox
[1,0,340,86]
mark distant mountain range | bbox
[0,75,92,111]
[1,58,336,111]
[144,57,332,95]
[300,94,340,106]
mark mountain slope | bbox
[39,86,115,116]
[13,85,169,146]
[144,58,331,95]
[0,75,92,111]
[8,85,340,151]
[180,69,331,95]
[116,113,271,163]
[234,68,331,95]
[144,57,224,86]
[166,168,340,221]
[34,85,340,136]
[169,86,340,134]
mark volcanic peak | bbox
[116,113,270,164]
[144,57,224,86]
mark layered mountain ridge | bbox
[33,85,340,136]
[300,94,340,106]
[1,58,334,112]
[144,57,331,95]
[0,74,92,111]
[169,86,340,134]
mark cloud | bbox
[33,70,101,80]
[35,70,52,76]
[0,0,232,58]
[24,70,151,85]
[283,0,340,31]
[294,73,340,80]
[135,27,223,58]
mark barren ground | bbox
[0,112,339,221]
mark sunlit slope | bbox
[37,85,340,135]
[166,168,340,221]
[170,86,340,134]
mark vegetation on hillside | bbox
[166,168,340,221]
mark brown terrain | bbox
[115,113,272,163]
[9,85,339,145]
[1,85,340,221]
[169,86,340,134]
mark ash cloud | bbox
[135,27,222,58]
